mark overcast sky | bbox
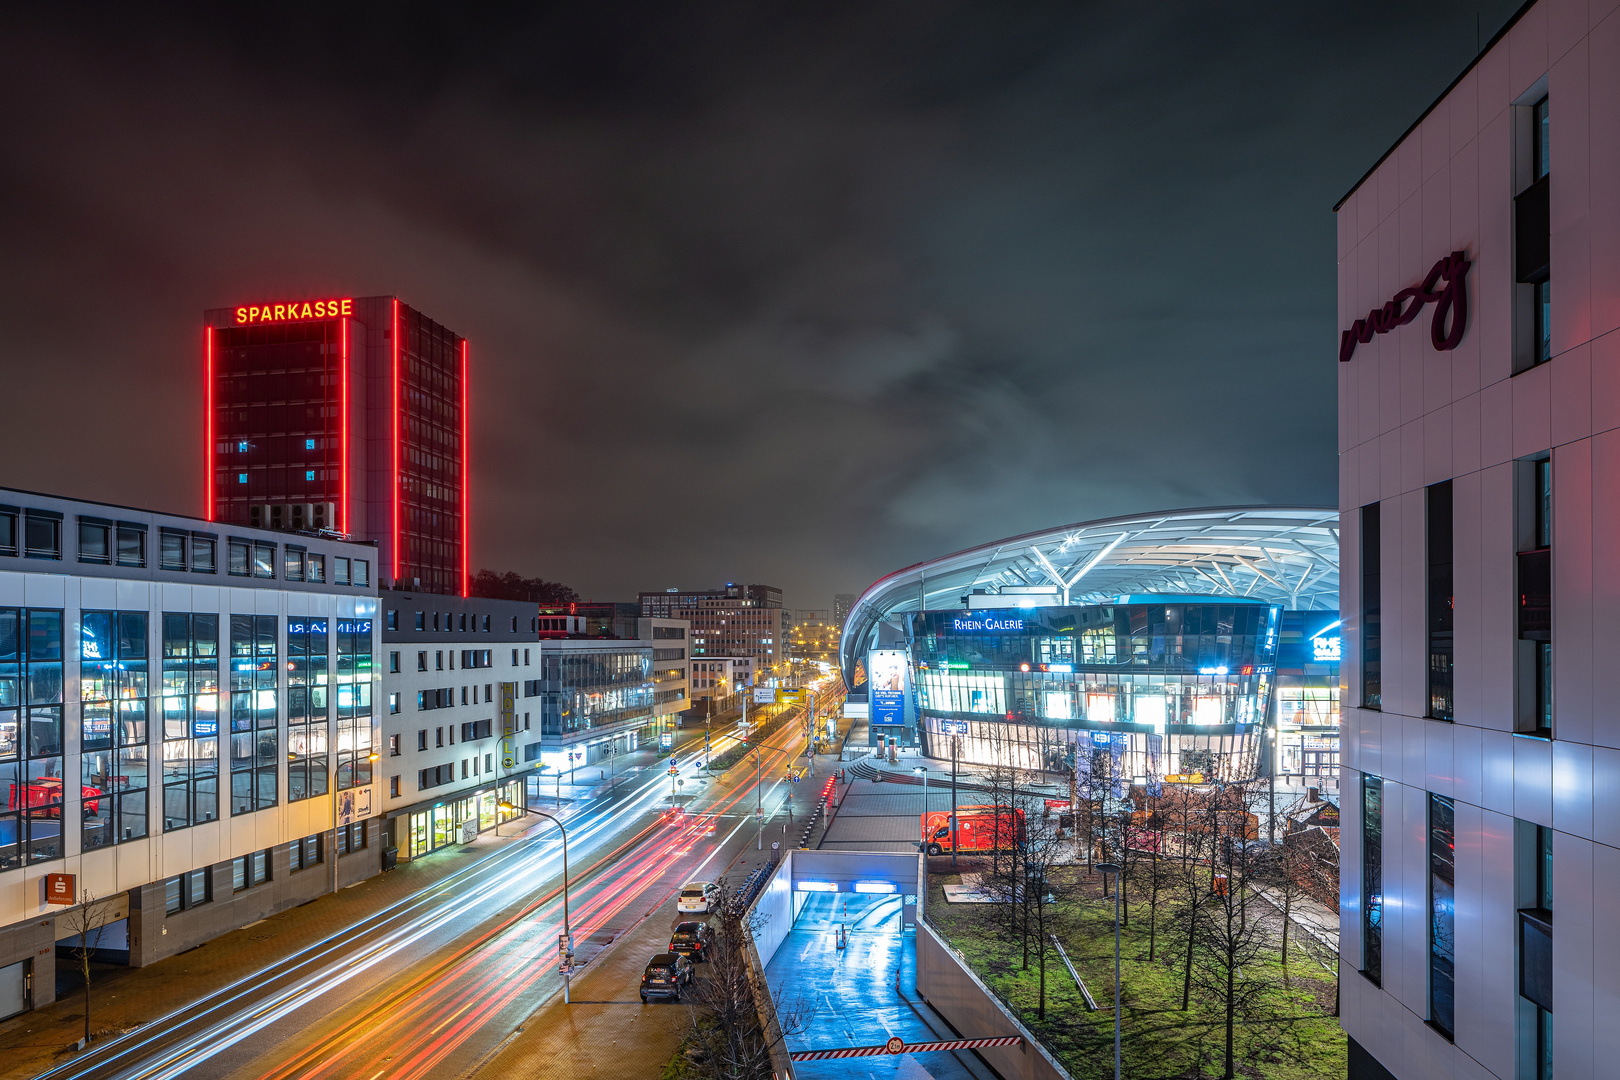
[0,2,1523,608]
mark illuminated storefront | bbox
[1271,610,1340,790]
[400,777,525,860]
[908,599,1279,781]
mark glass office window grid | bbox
[0,608,65,868]
[229,615,279,814]
[334,619,373,790]
[210,320,344,526]
[539,649,654,736]
[1429,792,1456,1039]
[161,613,220,830]
[82,610,151,847]
[287,618,329,802]
[398,305,465,596]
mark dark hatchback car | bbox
[669,921,715,961]
[640,952,694,1002]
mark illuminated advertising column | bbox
[867,649,914,748]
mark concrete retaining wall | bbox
[751,851,794,967]
[916,919,1073,1080]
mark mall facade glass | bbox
[907,598,1279,782]
[1271,609,1341,791]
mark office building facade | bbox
[1338,4,1620,1076]
[0,487,381,1019]
[204,296,469,595]
[377,595,534,860]
[639,585,785,680]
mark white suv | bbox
[677,881,720,914]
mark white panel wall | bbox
[1338,2,1620,1076]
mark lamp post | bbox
[756,739,764,850]
[500,802,573,1004]
[950,736,960,868]
[913,766,928,853]
[1096,861,1122,1080]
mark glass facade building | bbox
[906,598,1280,781]
[205,296,468,596]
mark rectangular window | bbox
[417,651,427,672]
[191,534,216,574]
[160,530,187,570]
[1517,455,1552,735]
[1515,821,1553,1079]
[24,511,61,560]
[164,869,210,913]
[1361,502,1381,709]
[307,552,325,583]
[229,614,279,815]
[1361,774,1383,985]
[415,612,425,631]
[460,719,492,741]
[289,834,321,871]
[390,651,400,673]
[354,560,369,587]
[1515,95,1551,371]
[0,507,16,556]
[436,651,443,671]
[228,539,251,576]
[1427,481,1454,720]
[387,610,399,631]
[252,542,275,579]
[335,557,351,586]
[1429,793,1456,1039]
[524,649,530,665]
[484,616,491,632]
[390,775,401,798]
[116,524,146,568]
[389,692,400,714]
[232,849,270,891]
[389,734,400,756]
[284,547,305,582]
[78,520,111,564]
[436,727,444,747]
[417,729,427,751]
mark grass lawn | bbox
[927,865,1344,1080]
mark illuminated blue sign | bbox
[1312,635,1341,662]
[950,615,1026,633]
[336,620,373,635]
[288,618,328,635]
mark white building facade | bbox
[1338,3,1620,1078]
[0,488,381,1018]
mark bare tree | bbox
[1181,782,1269,1080]
[1020,806,1074,1020]
[60,890,117,1048]
[681,884,808,1079]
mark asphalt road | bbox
[31,687,837,1080]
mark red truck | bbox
[9,777,102,818]
[919,805,1025,856]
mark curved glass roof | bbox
[840,505,1339,687]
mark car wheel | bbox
[641,994,648,1003]
[927,843,943,856]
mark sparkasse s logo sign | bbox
[234,298,353,324]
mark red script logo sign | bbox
[1339,251,1470,363]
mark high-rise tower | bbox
[205,295,469,595]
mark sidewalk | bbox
[0,824,544,1077]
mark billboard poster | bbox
[868,649,908,726]
[754,687,775,704]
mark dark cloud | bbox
[0,1,1522,605]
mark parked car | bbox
[640,952,694,1002]
[669,921,714,961]
[677,880,722,913]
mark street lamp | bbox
[913,766,928,853]
[1096,861,1123,1080]
[499,802,574,1004]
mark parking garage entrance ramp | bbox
[757,851,994,1080]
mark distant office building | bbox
[377,595,534,860]
[834,593,856,625]
[688,657,753,706]
[204,295,469,596]
[0,486,381,1018]
[640,585,786,681]
[788,610,839,665]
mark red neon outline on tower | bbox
[460,338,470,598]
[391,298,401,583]
[204,325,214,520]
[340,316,350,535]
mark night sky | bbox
[0,2,1523,608]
